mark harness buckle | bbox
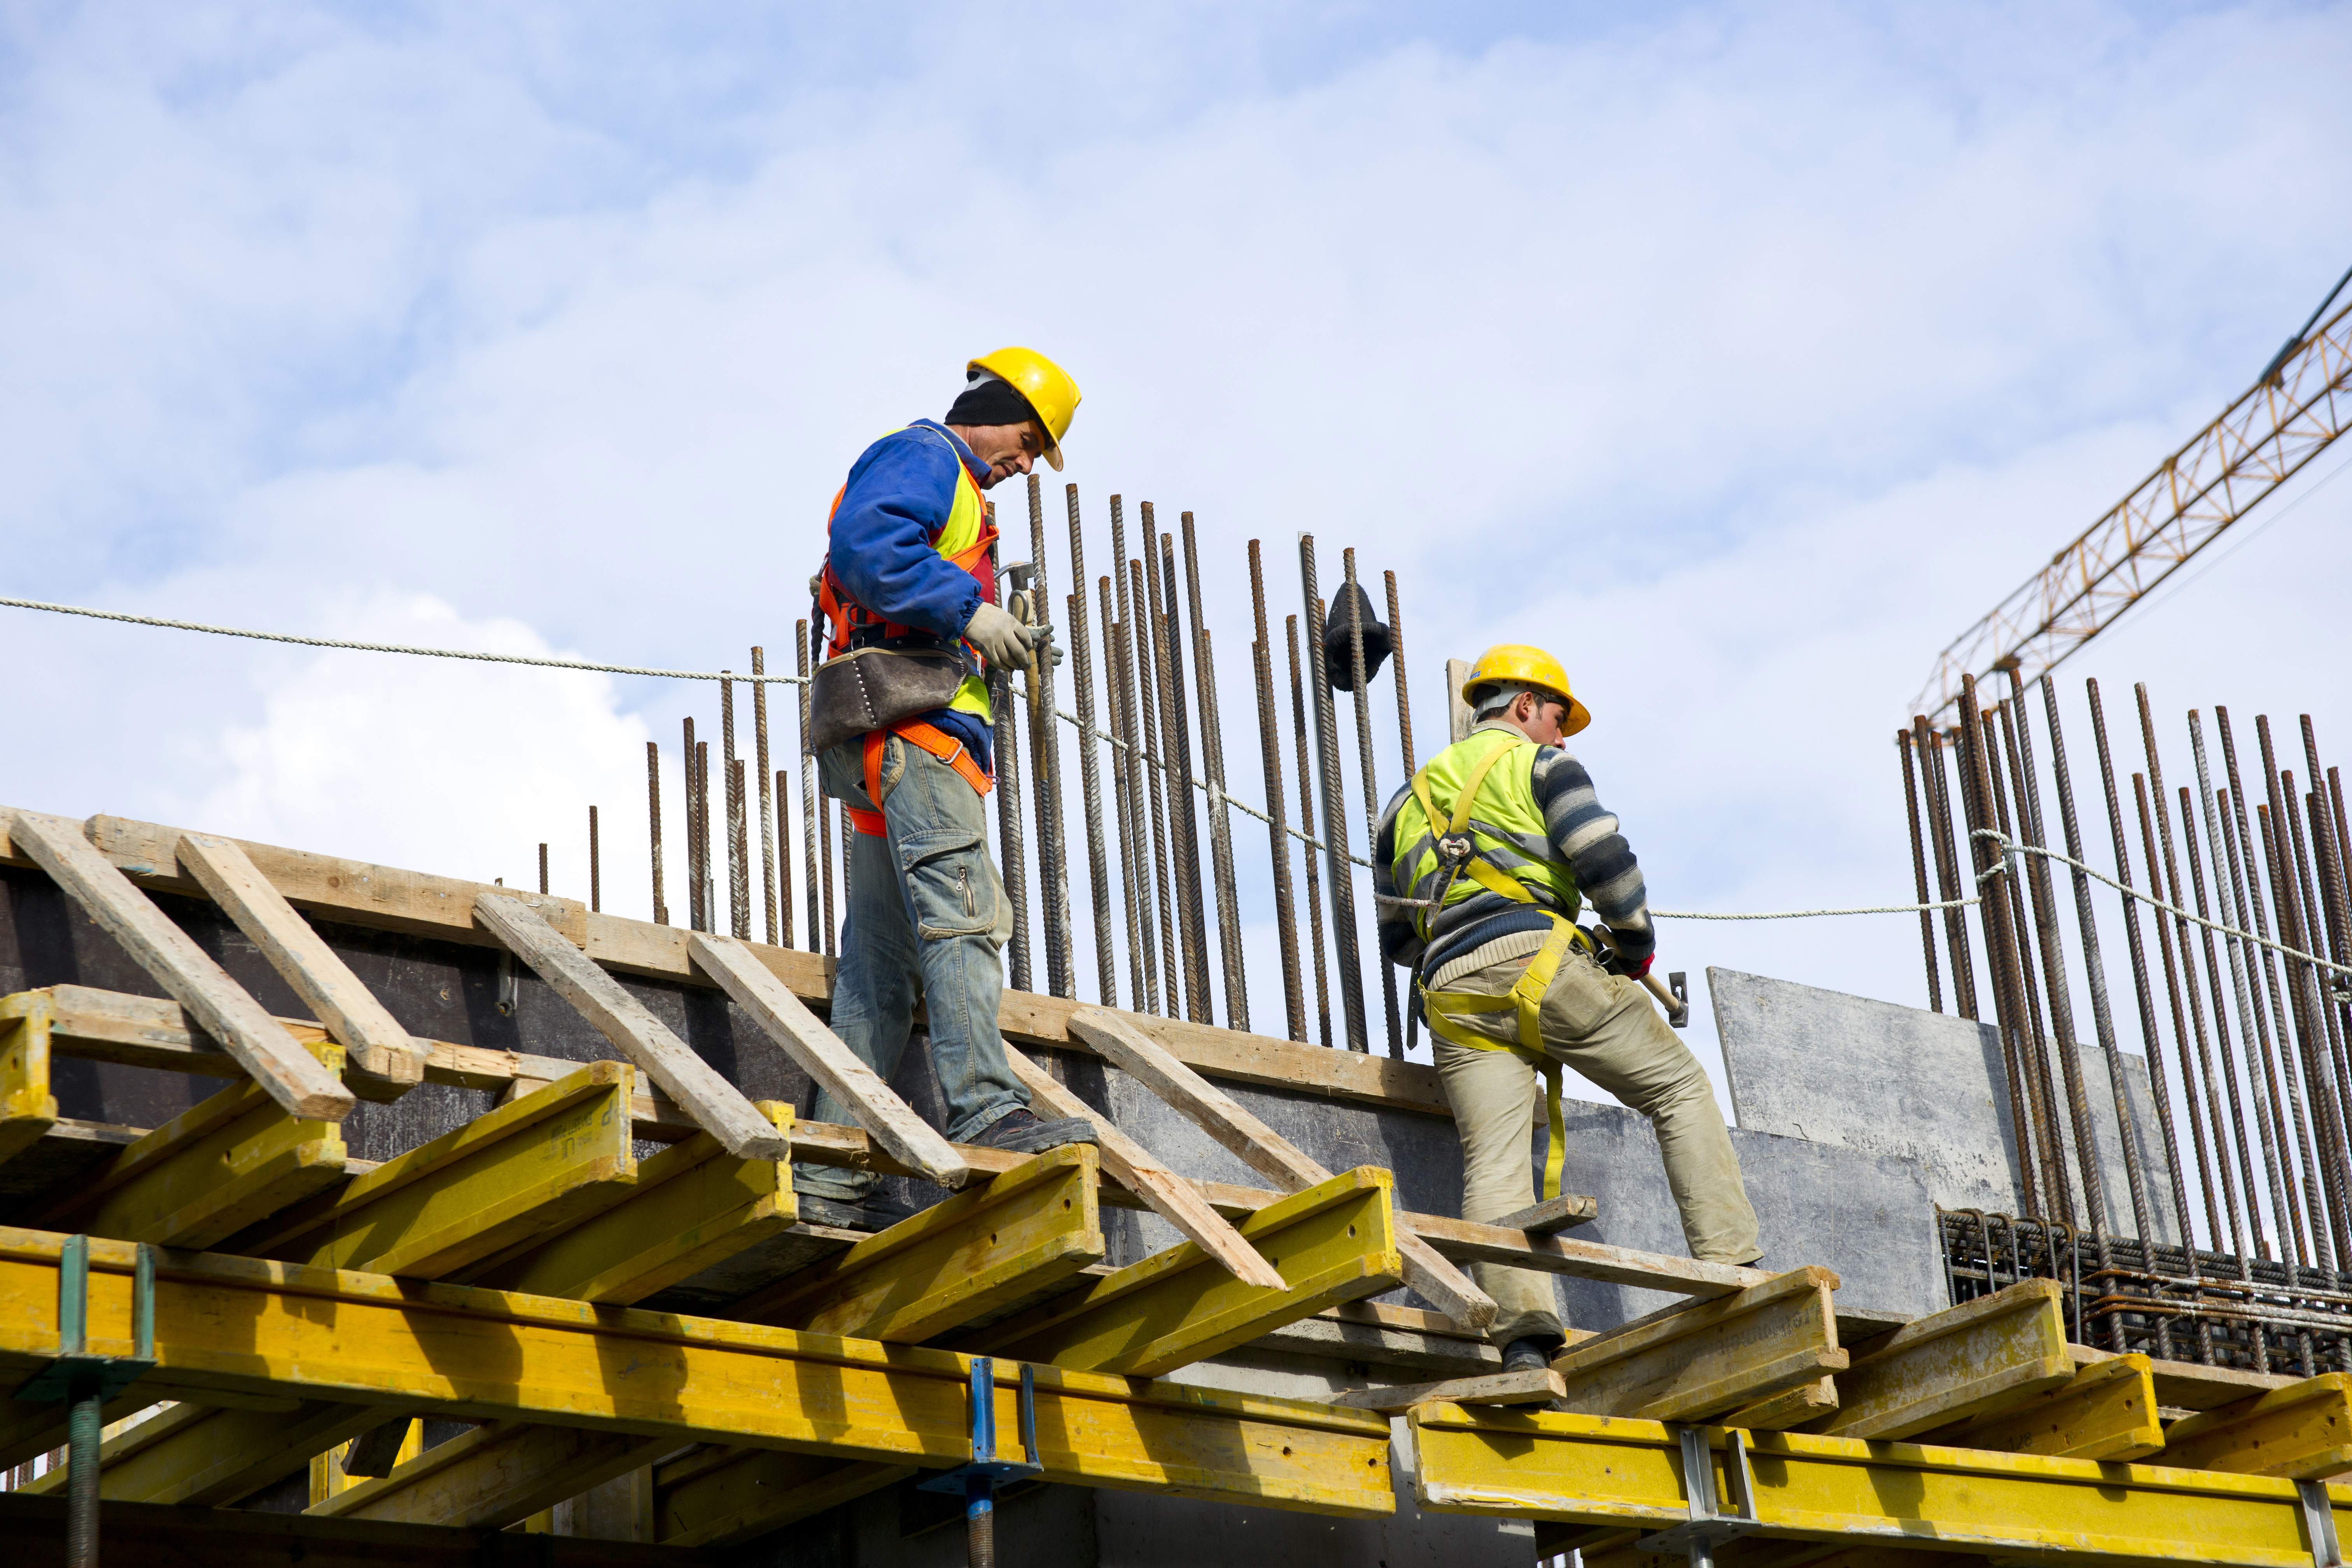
[1436,833,1475,866]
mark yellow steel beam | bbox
[2165,1372,2352,1480]
[35,1038,347,1248]
[0,1226,1395,1517]
[1410,1403,2352,1566]
[975,1165,1402,1377]
[735,1143,1102,1342]
[240,1061,636,1278]
[469,1102,794,1304]
[0,993,59,1165]
[1920,1352,2163,1463]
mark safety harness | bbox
[843,721,994,838]
[1407,739,1594,1202]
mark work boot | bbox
[970,1108,1099,1156]
[795,1190,915,1233]
[1502,1335,1563,1375]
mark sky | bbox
[4,0,2349,1120]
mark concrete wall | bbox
[1711,966,2182,1245]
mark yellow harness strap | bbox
[1407,737,1586,1201]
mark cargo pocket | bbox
[900,829,998,940]
[1538,946,1618,1039]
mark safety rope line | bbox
[17,592,2346,963]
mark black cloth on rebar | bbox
[1320,579,1392,691]
[946,374,1039,429]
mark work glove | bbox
[1619,950,1655,981]
[1024,622,1066,669]
[964,602,1032,671]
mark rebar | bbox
[798,620,821,953]
[753,646,777,944]
[2260,718,2350,1266]
[1129,557,1181,1018]
[1026,476,1073,999]
[773,767,794,949]
[1301,539,1369,1053]
[1250,542,1306,1043]
[728,758,751,940]
[1065,487,1117,1005]
[1385,569,1416,775]
[1148,532,1211,1023]
[2178,773,2270,1270]
[1986,699,2072,1223]
[1104,583,1154,1014]
[1288,614,1334,1050]
[994,660,1032,995]
[2004,675,2108,1239]
[588,805,601,914]
[2298,779,2352,1182]
[1343,548,1400,1055]
[684,716,704,932]
[1182,513,1248,1031]
[539,841,549,896]
[1917,720,1979,1017]
[2087,679,2200,1260]
[1110,499,1170,1016]
[697,740,717,937]
[646,740,668,927]
[1957,681,2046,1220]
[1898,729,1944,1012]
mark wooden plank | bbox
[0,992,59,1164]
[655,1447,912,1548]
[734,1144,1103,1342]
[175,831,428,1099]
[242,1061,637,1279]
[1003,1042,1285,1290]
[1726,1375,1839,1431]
[35,1040,348,1247]
[2144,1356,2301,1414]
[312,1419,672,1528]
[2164,1373,2352,1480]
[1492,1194,1598,1235]
[1068,1006,1497,1330]
[976,1165,1404,1377]
[0,1228,1400,1519]
[1372,1208,1764,1300]
[6,810,352,1121]
[472,892,786,1162]
[470,1102,794,1304]
[1549,1267,1848,1423]
[688,931,968,1187]
[1808,1279,2073,1440]
[1329,1368,1564,1413]
[1923,1353,2163,1463]
[23,1399,406,1506]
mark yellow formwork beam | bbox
[240,1060,635,1278]
[312,1419,669,1528]
[1808,1278,2071,1439]
[737,1143,1102,1341]
[0,1226,1395,1517]
[470,1102,794,1304]
[976,1165,1402,1377]
[0,993,59,1164]
[37,1036,347,1248]
[654,1446,914,1547]
[2166,1372,2352,1480]
[1921,1352,2163,1463]
[1410,1403,2351,1566]
[21,1398,404,1505]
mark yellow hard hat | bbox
[1464,644,1591,736]
[969,346,1080,471]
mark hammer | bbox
[1586,925,1691,1029]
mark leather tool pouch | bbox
[807,647,967,755]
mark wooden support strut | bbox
[1069,1006,1498,1330]
[687,930,968,1187]
[0,1227,1400,1518]
[5,810,353,1122]
[0,993,59,1166]
[173,831,429,1100]
[1547,1266,1849,1424]
[473,893,788,1162]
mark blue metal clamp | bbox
[919,1358,1043,1524]
[16,1235,157,1403]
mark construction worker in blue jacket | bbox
[796,348,1097,1229]
[1375,644,1760,1370]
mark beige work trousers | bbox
[1433,940,1761,1346]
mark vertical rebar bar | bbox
[1385,569,1416,776]
[698,740,717,938]
[588,805,601,914]
[1111,498,1169,1016]
[539,841,549,896]
[2088,679,2200,1256]
[1181,514,1248,1031]
[1104,583,1155,1014]
[1899,729,1944,1012]
[773,767,794,949]
[798,620,821,953]
[1288,614,1335,1050]
[2178,775,2268,1266]
[2299,778,2352,1183]
[1919,721,1980,1018]
[1958,680,2046,1220]
[753,648,777,945]
[1065,486,1117,1006]
[2262,721,2350,1265]
[1988,700,2073,1223]
[1026,476,1073,999]
[1250,542,1306,1043]
[723,674,748,938]
[1301,539,1369,1053]
[1343,549,1401,1056]
[1149,532,1211,1024]
[684,716,704,932]
[1129,558,1181,1018]
[646,740,668,927]
[994,659,1032,995]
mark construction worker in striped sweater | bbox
[1375,644,1761,1372]
[796,349,1097,1230]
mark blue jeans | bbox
[799,732,1024,1199]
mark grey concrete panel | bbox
[1711,967,2180,1243]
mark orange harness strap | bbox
[849,722,994,836]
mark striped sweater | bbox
[1373,722,1654,982]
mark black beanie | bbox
[946,373,1040,429]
